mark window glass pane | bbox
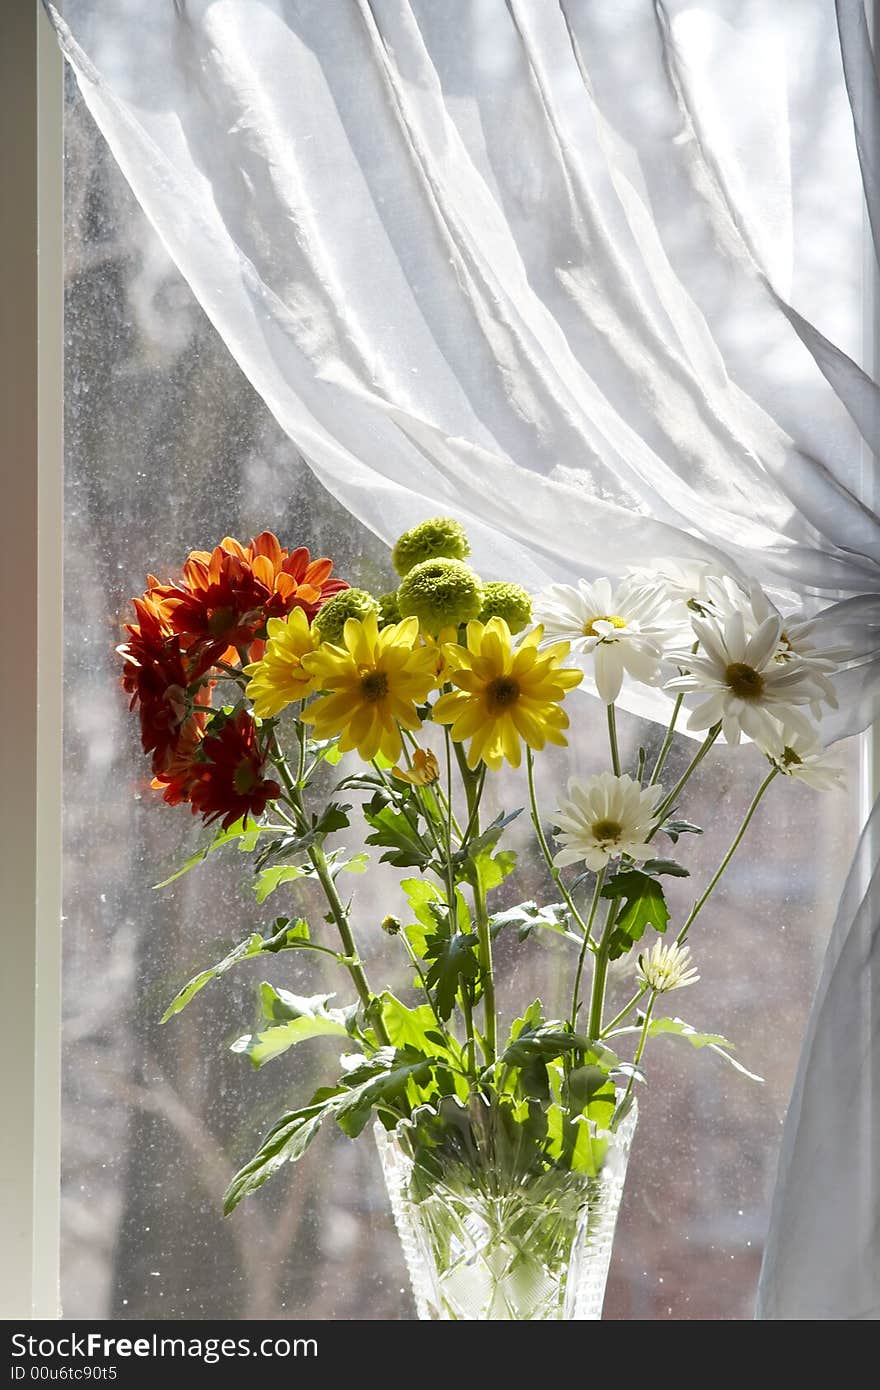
[62,73,862,1321]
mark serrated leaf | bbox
[325,849,369,878]
[230,986,351,1068]
[312,801,351,836]
[160,919,311,1022]
[253,863,307,904]
[647,1016,764,1082]
[490,901,570,941]
[223,1101,331,1213]
[364,804,432,869]
[379,992,459,1064]
[334,1047,434,1137]
[470,847,518,894]
[640,858,690,879]
[423,932,480,1020]
[500,1023,592,1066]
[602,869,669,958]
[660,818,703,844]
[153,817,280,888]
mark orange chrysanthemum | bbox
[150,531,347,666]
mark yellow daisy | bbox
[433,618,582,771]
[302,615,438,764]
[243,608,319,718]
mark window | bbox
[59,74,863,1321]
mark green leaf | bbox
[646,1016,764,1082]
[364,804,432,869]
[223,1101,331,1213]
[602,869,669,959]
[423,933,480,1021]
[160,933,266,1022]
[401,878,468,956]
[312,802,351,836]
[324,849,369,878]
[160,919,312,1023]
[379,992,459,1065]
[470,847,517,895]
[334,1047,434,1137]
[567,1064,611,1107]
[230,986,352,1068]
[253,864,307,904]
[490,901,570,941]
[500,1023,593,1067]
[153,817,276,889]
[466,809,522,859]
[640,859,690,879]
[307,736,343,767]
[660,818,703,844]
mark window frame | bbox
[0,0,63,1320]
[0,0,875,1323]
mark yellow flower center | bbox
[725,662,764,700]
[583,614,627,637]
[591,818,623,842]
[360,669,389,702]
[486,676,520,709]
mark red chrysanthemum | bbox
[118,592,214,773]
[150,531,347,667]
[186,711,281,829]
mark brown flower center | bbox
[360,670,389,703]
[583,614,627,638]
[725,662,764,700]
[487,676,520,709]
[207,606,237,636]
[591,818,623,842]
[781,746,802,768]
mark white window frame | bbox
[0,1,63,1320]
[0,0,874,1323]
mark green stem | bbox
[525,748,598,945]
[602,984,647,1037]
[270,731,390,1045]
[618,991,656,1115]
[675,768,778,946]
[651,723,721,831]
[455,752,496,1064]
[607,703,621,776]
[569,868,606,1029]
[650,693,684,785]
[587,898,622,1039]
[650,640,699,786]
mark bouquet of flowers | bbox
[119,517,844,1320]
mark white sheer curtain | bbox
[49,0,879,1317]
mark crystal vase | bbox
[376,1100,636,1321]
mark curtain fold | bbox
[48,0,879,1318]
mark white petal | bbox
[594,644,624,703]
[745,614,784,671]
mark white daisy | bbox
[627,556,726,617]
[552,772,665,871]
[756,723,846,791]
[665,608,823,746]
[637,940,700,994]
[534,576,678,704]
